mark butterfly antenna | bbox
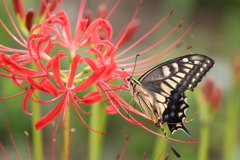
[131,54,140,77]
[158,123,181,158]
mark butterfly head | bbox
[126,76,140,86]
[126,76,134,89]
[126,76,131,81]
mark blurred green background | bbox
[0,0,240,159]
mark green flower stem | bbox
[61,103,71,160]
[198,122,210,160]
[195,88,210,160]
[223,81,240,160]
[152,128,168,159]
[88,94,108,160]
[31,91,44,160]
[30,61,43,160]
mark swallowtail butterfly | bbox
[127,54,214,157]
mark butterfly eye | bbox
[126,77,131,81]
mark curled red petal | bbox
[35,93,67,130]
[87,47,104,62]
[41,78,59,96]
[80,91,103,105]
[80,18,112,44]
[0,53,39,75]
[22,88,34,115]
[67,54,82,88]
[82,57,98,71]
[26,76,50,93]
[51,53,67,89]
[106,105,118,114]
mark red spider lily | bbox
[201,78,222,112]
[0,0,195,142]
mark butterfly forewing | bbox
[139,54,214,93]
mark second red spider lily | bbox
[200,77,222,112]
[0,0,194,141]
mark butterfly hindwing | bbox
[162,92,193,138]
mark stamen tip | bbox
[24,131,29,136]
[126,133,130,140]
[178,21,183,27]
[142,152,147,158]
[176,43,182,48]
[70,128,76,132]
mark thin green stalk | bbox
[88,52,108,160]
[31,91,44,160]
[61,104,71,160]
[88,92,108,160]
[31,61,43,160]
[223,81,240,160]
[198,122,210,160]
[195,88,210,160]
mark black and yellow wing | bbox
[138,54,214,136]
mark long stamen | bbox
[114,0,142,48]
[117,133,129,160]
[24,131,32,160]
[133,45,193,73]
[0,90,27,99]
[51,122,57,160]
[116,21,184,65]
[116,9,174,58]
[0,20,26,47]
[0,143,10,160]
[105,0,122,19]
[7,120,22,159]
[74,0,86,40]
[117,21,194,68]
[2,0,27,44]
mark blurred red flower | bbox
[201,78,222,112]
